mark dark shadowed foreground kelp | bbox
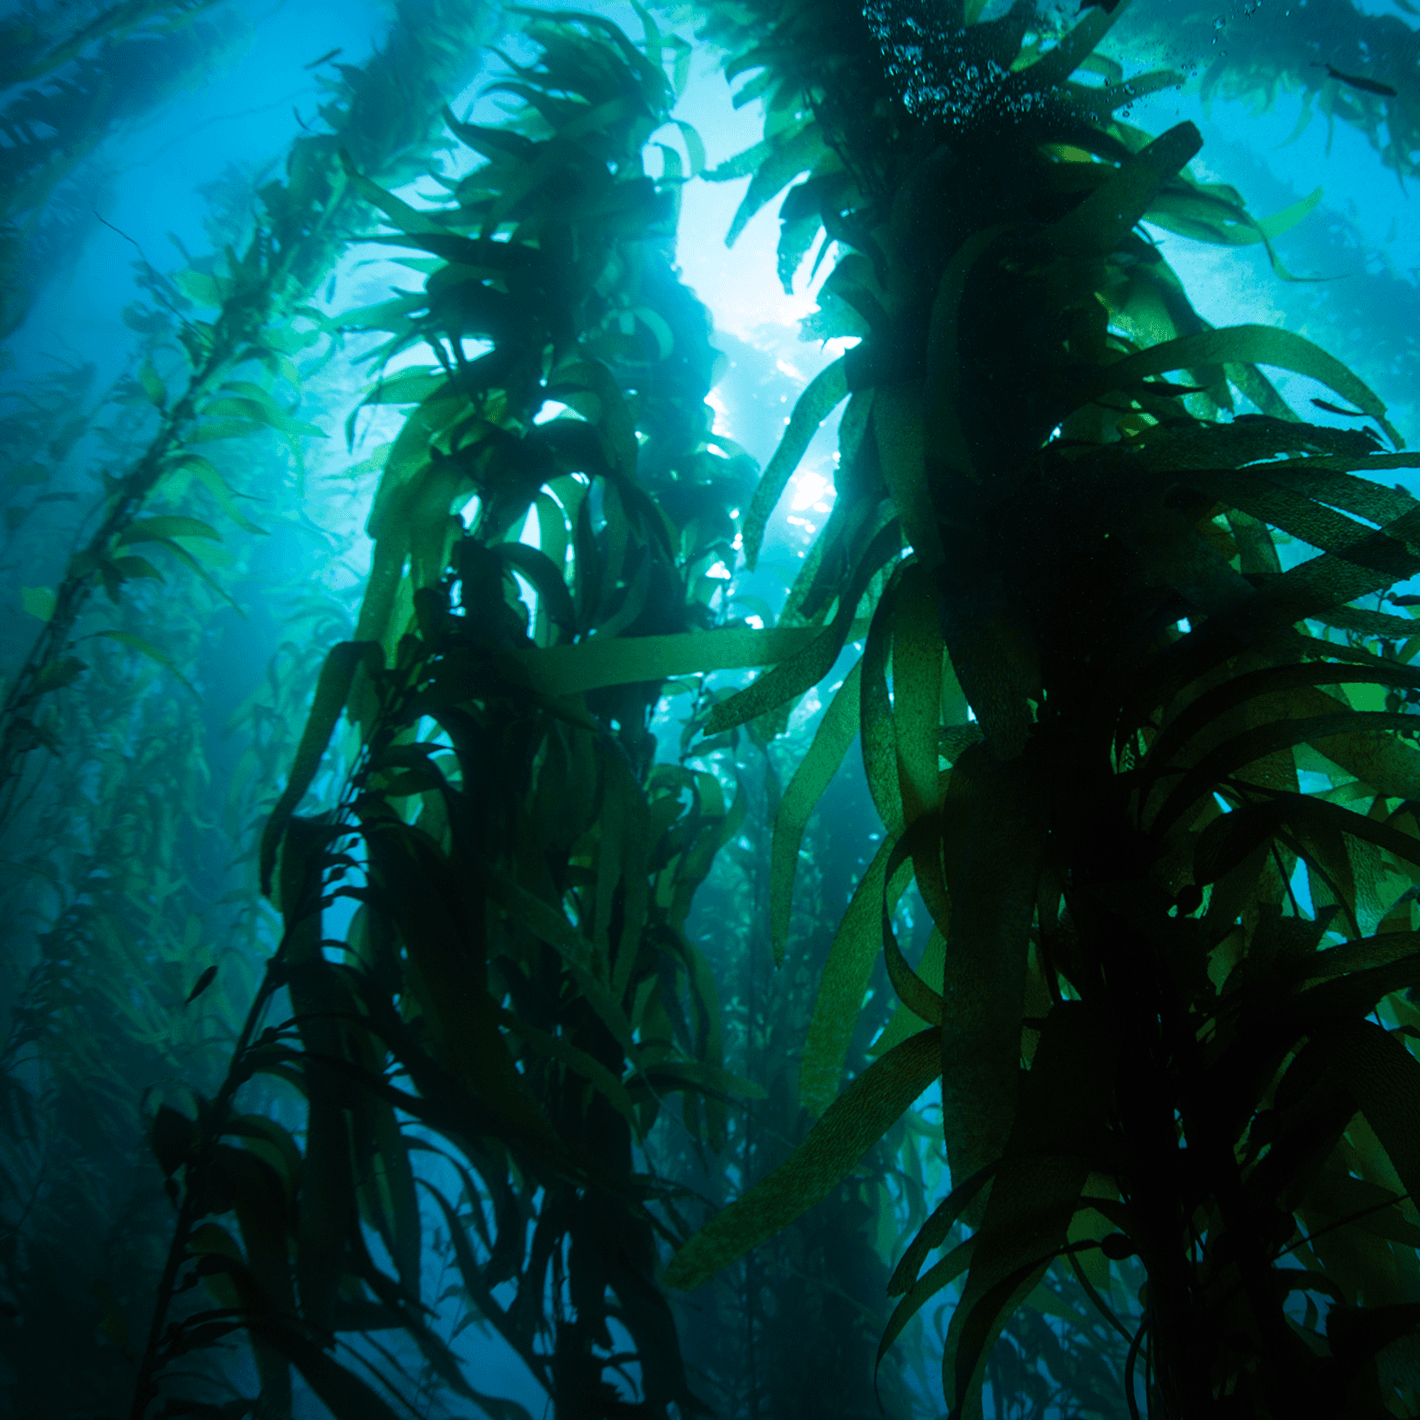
[660,0,1420,1417]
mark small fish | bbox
[1319,63,1398,98]
[303,47,342,70]
[185,964,217,1005]
[1078,0,1123,11]
[1312,397,1367,416]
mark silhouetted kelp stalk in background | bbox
[0,0,246,341]
[1121,0,1420,182]
[0,0,500,841]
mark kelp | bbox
[11,0,1420,1415]
[0,2,509,1413]
[0,0,243,339]
[130,13,758,1417]
[653,746,928,1420]
[1116,0,1420,187]
[660,0,1420,1416]
[0,0,500,839]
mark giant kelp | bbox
[0,0,246,340]
[661,1,1420,1416]
[10,0,1420,1416]
[1116,0,1420,187]
[0,0,499,836]
[0,2,506,1412]
[128,13,759,1416]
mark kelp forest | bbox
[11,0,1420,1416]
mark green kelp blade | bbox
[1303,1019,1420,1206]
[95,630,198,696]
[889,1160,999,1298]
[860,574,906,837]
[1011,2,1120,94]
[944,1002,1116,1420]
[708,519,902,734]
[340,148,450,236]
[260,640,375,895]
[250,1323,407,1420]
[171,452,268,535]
[1147,710,1420,843]
[872,927,948,1059]
[772,659,863,966]
[742,355,848,569]
[499,1011,641,1136]
[664,1028,941,1291]
[880,826,948,1030]
[879,1238,976,1373]
[1050,122,1202,260]
[419,1175,545,1396]
[486,877,638,1056]
[725,120,828,247]
[1141,662,1420,789]
[1299,932,1420,984]
[798,834,915,1117]
[509,622,863,697]
[1069,324,1402,448]
[117,515,221,543]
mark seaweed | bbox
[660,0,1420,1415]
[129,14,756,1416]
[7,0,1420,1416]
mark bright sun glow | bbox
[791,468,833,511]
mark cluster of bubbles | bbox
[862,0,1056,127]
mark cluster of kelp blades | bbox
[663,1,1420,1417]
[9,0,1420,1417]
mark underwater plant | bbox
[0,0,499,838]
[122,12,764,1417]
[0,0,246,340]
[659,0,1420,1417]
[9,0,1420,1416]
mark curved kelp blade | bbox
[944,1002,1117,1420]
[1069,324,1401,448]
[741,355,848,569]
[260,640,375,895]
[663,1028,941,1291]
[773,658,863,967]
[798,834,914,1116]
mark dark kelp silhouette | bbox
[664,1,1420,1417]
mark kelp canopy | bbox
[7,0,1420,1418]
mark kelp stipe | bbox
[666,0,1420,1415]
